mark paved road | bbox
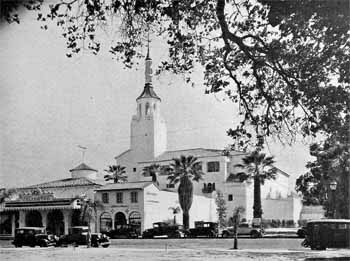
[1,238,349,261]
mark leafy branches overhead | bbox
[1,0,349,146]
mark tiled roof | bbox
[23,177,103,189]
[136,83,161,101]
[139,148,243,163]
[96,181,154,191]
[69,163,97,172]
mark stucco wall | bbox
[262,196,302,223]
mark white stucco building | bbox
[115,50,302,225]
[94,181,216,233]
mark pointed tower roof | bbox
[136,46,161,101]
[69,163,97,172]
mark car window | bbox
[240,224,249,228]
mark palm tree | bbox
[104,165,127,183]
[232,206,245,250]
[167,155,203,229]
[235,150,277,219]
[168,206,181,225]
[142,164,167,185]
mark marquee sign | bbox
[18,188,55,202]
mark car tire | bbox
[250,231,259,238]
[102,244,109,248]
[40,242,48,247]
[222,232,229,238]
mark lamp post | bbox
[329,181,337,219]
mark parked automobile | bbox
[106,224,140,239]
[188,221,218,238]
[297,226,307,238]
[222,223,264,238]
[12,227,58,247]
[90,233,110,248]
[57,226,110,247]
[302,219,350,250]
[142,222,185,238]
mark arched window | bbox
[207,183,212,191]
[145,103,150,115]
[212,183,216,191]
[138,103,142,116]
[100,212,112,233]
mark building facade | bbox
[0,163,103,238]
[94,181,216,233]
[115,51,302,225]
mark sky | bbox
[0,6,313,188]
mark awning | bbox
[1,199,80,211]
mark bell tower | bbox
[130,47,167,162]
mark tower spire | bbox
[145,30,152,84]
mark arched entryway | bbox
[47,210,64,236]
[129,211,141,235]
[25,210,42,227]
[114,212,126,229]
[100,212,112,233]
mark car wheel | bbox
[250,231,259,238]
[40,242,48,247]
[222,232,229,238]
[102,244,109,248]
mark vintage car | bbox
[142,222,185,238]
[221,223,264,238]
[57,226,110,247]
[188,221,218,238]
[12,227,58,247]
[302,219,350,250]
[106,224,140,239]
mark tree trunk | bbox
[253,176,263,218]
[174,215,176,225]
[233,232,238,249]
[178,176,193,230]
[182,211,189,230]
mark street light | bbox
[329,181,337,219]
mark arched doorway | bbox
[100,212,112,233]
[129,211,141,235]
[114,212,126,229]
[47,210,64,236]
[25,211,42,227]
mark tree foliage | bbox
[167,155,203,229]
[142,164,169,184]
[235,150,277,218]
[104,165,127,183]
[1,0,348,147]
[296,116,350,218]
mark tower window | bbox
[133,167,137,172]
[145,103,150,115]
[138,104,142,116]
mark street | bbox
[1,238,349,261]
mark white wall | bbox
[262,195,303,224]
